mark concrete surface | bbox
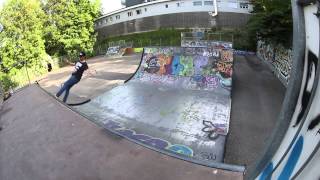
[39,54,285,171]
[38,54,141,103]
[0,85,243,180]
[224,55,286,175]
[0,53,285,180]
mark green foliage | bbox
[43,0,101,60]
[99,29,185,48]
[247,0,293,48]
[133,48,144,53]
[0,0,47,90]
[97,28,254,51]
[0,0,101,91]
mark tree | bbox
[43,0,101,59]
[0,0,47,89]
[247,0,293,48]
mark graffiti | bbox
[132,47,233,138]
[234,50,256,56]
[201,120,229,139]
[221,50,233,62]
[135,47,234,92]
[257,40,293,85]
[194,56,209,75]
[203,76,219,89]
[216,62,233,78]
[308,114,320,131]
[106,46,126,57]
[294,51,317,127]
[179,56,194,76]
[259,163,273,180]
[158,54,172,75]
[144,56,160,74]
[198,152,217,161]
[181,40,233,49]
[104,120,194,157]
[171,56,183,76]
[278,136,304,180]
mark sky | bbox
[0,0,124,14]
[102,0,124,14]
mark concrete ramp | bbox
[76,47,234,166]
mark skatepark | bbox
[0,48,285,179]
[1,1,320,180]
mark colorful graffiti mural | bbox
[134,47,234,92]
[257,40,293,86]
[130,47,233,139]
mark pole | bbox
[24,60,31,85]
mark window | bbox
[145,8,147,12]
[165,4,168,8]
[204,1,213,6]
[193,1,202,6]
[177,2,180,7]
[136,9,142,15]
[128,11,133,17]
[116,15,120,20]
[109,17,113,22]
[240,3,249,9]
[105,19,108,23]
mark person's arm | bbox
[83,63,96,77]
[72,62,78,74]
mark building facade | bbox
[95,0,253,40]
[123,0,145,7]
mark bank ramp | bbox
[74,47,239,169]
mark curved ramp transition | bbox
[75,47,236,167]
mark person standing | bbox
[56,52,88,102]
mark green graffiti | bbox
[179,56,194,76]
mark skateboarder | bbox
[56,52,89,103]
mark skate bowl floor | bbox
[75,47,240,170]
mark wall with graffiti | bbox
[257,40,293,86]
[106,46,126,57]
[181,40,233,49]
[133,47,234,93]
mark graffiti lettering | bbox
[199,152,217,161]
[104,120,194,157]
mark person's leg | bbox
[63,87,70,103]
[56,76,73,97]
[56,82,68,97]
[62,76,79,103]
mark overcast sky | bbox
[0,0,124,14]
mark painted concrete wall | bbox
[257,40,293,87]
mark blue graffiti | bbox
[171,56,183,76]
[278,136,303,180]
[104,120,194,157]
[167,144,194,157]
[259,163,273,180]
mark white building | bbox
[95,0,253,39]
